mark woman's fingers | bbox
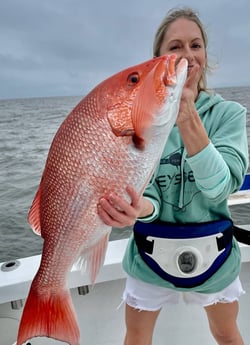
[97,187,141,228]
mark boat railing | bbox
[0,174,249,306]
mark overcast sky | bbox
[1,0,250,99]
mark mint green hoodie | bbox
[123,91,249,293]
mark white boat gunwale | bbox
[0,173,249,305]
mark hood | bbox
[195,91,225,116]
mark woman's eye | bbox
[169,45,179,51]
[127,72,140,85]
[192,43,202,49]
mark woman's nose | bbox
[182,47,194,62]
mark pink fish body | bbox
[17,54,187,345]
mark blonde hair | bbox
[153,7,209,92]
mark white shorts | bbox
[122,275,245,311]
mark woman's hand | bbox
[176,64,210,156]
[176,64,200,125]
[97,186,154,228]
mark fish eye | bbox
[127,72,140,85]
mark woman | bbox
[97,7,249,345]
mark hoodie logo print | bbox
[156,148,200,210]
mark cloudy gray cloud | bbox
[1,0,250,99]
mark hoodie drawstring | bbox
[178,149,187,209]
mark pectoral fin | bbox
[27,184,42,235]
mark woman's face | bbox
[159,18,207,81]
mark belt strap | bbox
[134,224,233,255]
[233,225,250,245]
[217,226,233,250]
[134,231,154,254]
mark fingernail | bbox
[97,199,103,209]
[109,193,115,203]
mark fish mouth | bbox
[167,58,188,108]
[161,57,187,120]
[162,56,188,87]
[175,58,188,87]
[152,57,187,129]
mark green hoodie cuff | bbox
[137,197,159,223]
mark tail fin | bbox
[16,285,80,345]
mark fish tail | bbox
[16,284,80,345]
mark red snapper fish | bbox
[17,54,187,345]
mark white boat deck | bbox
[0,234,250,345]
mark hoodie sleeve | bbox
[187,100,249,201]
[136,171,162,222]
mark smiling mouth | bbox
[187,65,194,75]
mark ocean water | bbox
[0,86,250,262]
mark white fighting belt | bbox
[145,232,226,278]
